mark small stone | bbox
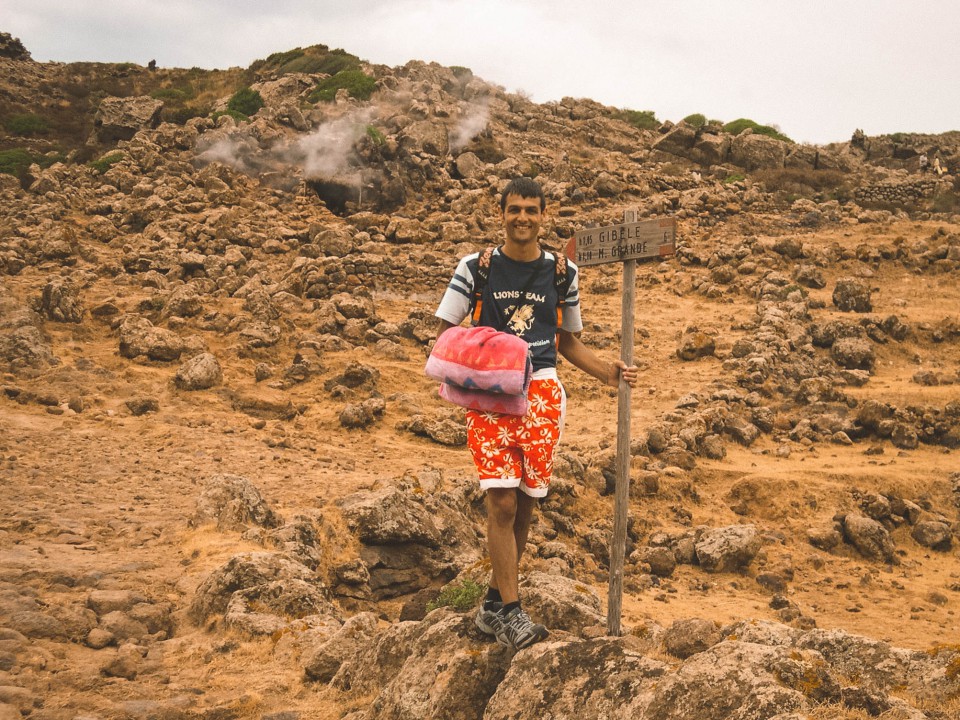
[126,397,159,416]
[86,628,115,649]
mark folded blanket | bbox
[425,325,532,416]
[438,381,529,416]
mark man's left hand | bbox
[607,360,638,389]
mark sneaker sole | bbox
[514,627,549,650]
[495,626,549,650]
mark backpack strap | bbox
[553,250,570,332]
[470,246,496,326]
[470,246,571,335]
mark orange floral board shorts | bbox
[465,377,566,498]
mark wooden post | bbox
[566,209,675,635]
[607,211,636,637]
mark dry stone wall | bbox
[298,249,453,299]
[854,178,946,206]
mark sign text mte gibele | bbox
[566,216,676,267]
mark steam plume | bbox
[449,99,490,153]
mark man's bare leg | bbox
[487,489,538,599]
[486,487,520,602]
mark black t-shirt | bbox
[435,248,583,372]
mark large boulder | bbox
[519,572,603,635]
[223,579,341,636]
[38,277,83,322]
[92,96,164,143]
[302,611,380,682]
[911,520,952,550]
[118,315,183,361]
[652,123,698,158]
[398,119,449,157]
[831,337,875,371]
[345,611,511,720]
[0,287,57,375]
[0,32,31,60]
[729,132,788,171]
[455,151,487,180]
[695,525,761,573]
[250,75,314,108]
[832,278,872,312]
[192,474,282,531]
[842,514,895,562]
[324,612,960,718]
[485,636,670,720]
[0,325,57,376]
[663,618,723,659]
[189,552,316,622]
[692,133,730,166]
[161,284,204,319]
[337,485,441,547]
[174,352,223,390]
[641,641,836,719]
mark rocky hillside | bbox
[1,32,960,720]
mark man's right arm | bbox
[437,319,455,337]
[435,254,475,334]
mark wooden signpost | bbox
[567,213,676,636]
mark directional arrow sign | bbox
[566,217,676,267]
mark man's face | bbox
[502,193,543,246]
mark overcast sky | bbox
[5,0,959,145]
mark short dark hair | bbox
[499,177,545,212]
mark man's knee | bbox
[486,488,518,525]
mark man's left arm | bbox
[557,329,638,389]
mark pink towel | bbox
[438,382,528,416]
[425,325,532,416]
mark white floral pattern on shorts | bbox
[466,378,565,497]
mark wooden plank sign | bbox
[566,217,676,267]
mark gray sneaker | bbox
[491,606,549,650]
[475,602,502,635]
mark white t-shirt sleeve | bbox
[434,254,475,326]
[560,261,583,333]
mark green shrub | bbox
[279,55,331,74]
[682,113,707,128]
[426,579,486,613]
[151,86,195,102]
[165,104,210,124]
[264,48,305,68]
[617,109,659,130]
[4,113,50,136]
[308,70,377,103]
[0,148,34,177]
[211,109,250,123]
[88,152,125,174]
[722,173,746,184]
[316,48,362,76]
[253,46,361,77]
[227,87,264,116]
[723,118,793,143]
[366,125,386,146]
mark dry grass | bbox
[754,167,849,198]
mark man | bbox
[434,177,639,650]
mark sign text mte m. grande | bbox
[567,217,676,267]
